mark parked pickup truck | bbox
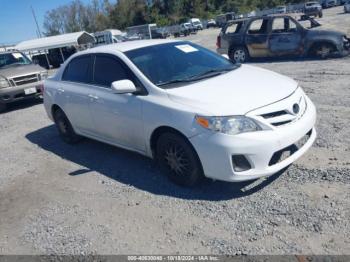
[0,51,48,112]
[216,15,350,63]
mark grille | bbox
[11,74,39,86]
[269,129,312,166]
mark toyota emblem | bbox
[293,103,300,115]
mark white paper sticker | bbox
[12,53,24,59]
[175,44,199,53]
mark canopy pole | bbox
[59,48,65,62]
[44,50,50,69]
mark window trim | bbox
[61,54,93,84]
[92,53,148,95]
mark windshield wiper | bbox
[187,67,235,81]
[157,78,196,87]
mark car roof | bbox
[87,39,180,53]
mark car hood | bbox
[0,64,45,79]
[166,64,298,115]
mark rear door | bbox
[245,18,271,57]
[61,55,96,135]
[268,17,302,56]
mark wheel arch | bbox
[307,40,339,55]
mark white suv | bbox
[44,40,317,187]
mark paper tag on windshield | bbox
[12,53,23,59]
[175,44,198,53]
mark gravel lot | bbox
[0,6,349,255]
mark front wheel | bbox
[53,108,82,144]
[156,133,203,187]
[319,12,323,18]
[229,46,249,63]
[312,43,335,59]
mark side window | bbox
[272,18,298,33]
[62,56,91,83]
[248,19,269,34]
[226,22,241,34]
[93,55,130,87]
[272,18,285,33]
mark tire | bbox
[319,12,323,18]
[156,133,203,187]
[229,46,249,63]
[311,42,335,59]
[53,108,82,144]
[0,103,6,113]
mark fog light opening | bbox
[232,155,252,172]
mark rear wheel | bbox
[53,108,82,144]
[319,11,323,18]
[156,133,203,187]
[229,46,249,63]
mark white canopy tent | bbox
[15,31,95,52]
[15,31,95,67]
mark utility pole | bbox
[31,5,42,38]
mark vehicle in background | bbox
[216,12,235,28]
[93,29,124,46]
[206,19,217,28]
[150,28,169,39]
[43,40,317,187]
[216,15,350,63]
[172,24,191,37]
[184,23,197,34]
[275,6,287,14]
[31,47,77,69]
[322,0,337,8]
[0,51,47,112]
[189,18,203,30]
[303,2,323,18]
[345,0,350,12]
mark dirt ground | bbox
[0,6,349,255]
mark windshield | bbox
[125,42,238,88]
[0,52,32,68]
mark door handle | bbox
[57,88,65,93]
[88,94,99,100]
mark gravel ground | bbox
[0,6,349,255]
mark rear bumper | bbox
[0,81,43,104]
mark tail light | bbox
[216,35,221,49]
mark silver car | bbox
[0,51,47,112]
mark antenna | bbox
[31,5,42,38]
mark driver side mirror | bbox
[111,80,137,94]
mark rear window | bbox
[62,56,91,83]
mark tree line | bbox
[43,0,306,36]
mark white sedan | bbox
[43,40,317,187]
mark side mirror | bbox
[222,54,229,60]
[111,80,137,94]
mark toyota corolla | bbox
[43,40,317,187]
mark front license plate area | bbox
[24,87,37,95]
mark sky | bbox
[0,0,93,45]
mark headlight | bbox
[40,71,48,80]
[0,76,10,89]
[195,115,262,135]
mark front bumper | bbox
[190,97,317,182]
[0,81,43,104]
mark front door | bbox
[245,18,271,58]
[268,17,302,56]
[88,54,145,152]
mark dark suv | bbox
[216,15,350,63]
